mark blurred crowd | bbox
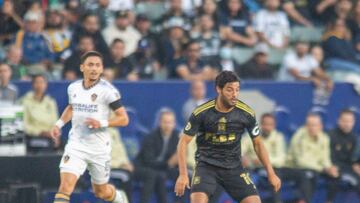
[1,0,360,202]
[0,0,360,85]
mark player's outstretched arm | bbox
[252,136,281,192]
[51,105,73,139]
[175,134,193,196]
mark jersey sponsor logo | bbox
[185,122,192,131]
[192,176,201,185]
[218,117,227,132]
[91,93,97,102]
[72,103,98,113]
[64,155,70,163]
[252,124,260,136]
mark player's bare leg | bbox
[54,172,78,203]
[241,195,261,203]
[191,192,208,203]
[92,183,128,203]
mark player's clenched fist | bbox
[268,173,281,192]
[50,126,61,139]
[174,174,190,196]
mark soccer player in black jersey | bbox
[174,71,281,203]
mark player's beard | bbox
[220,95,234,109]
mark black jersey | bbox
[183,99,260,169]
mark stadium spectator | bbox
[181,0,202,16]
[109,127,134,203]
[44,9,72,63]
[197,0,223,33]
[313,0,337,24]
[191,14,222,68]
[182,80,208,122]
[0,0,23,46]
[135,14,160,65]
[20,74,59,147]
[279,41,333,91]
[3,45,27,80]
[128,39,162,80]
[107,38,134,80]
[322,18,360,74]
[134,109,181,203]
[220,0,257,47]
[156,0,192,32]
[91,0,115,29]
[328,109,360,201]
[102,10,141,57]
[173,40,218,80]
[242,113,312,203]
[0,63,18,104]
[237,43,275,79]
[286,113,339,201]
[254,0,290,49]
[14,11,54,74]
[282,0,313,26]
[63,35,95,80]
[158,17,189,67]
[334,0,352,21]
[70,13,110,58]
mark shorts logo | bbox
[64,155,70,163]
[91,93,97,102]
[193,176,201,185]
[185,122,191,131]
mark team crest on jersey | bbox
[64,155,70,163]
[91,93,97,101]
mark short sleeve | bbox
[67,85,73,104]
[105,86,123,110]
[183,113,202,136]
[246,114,260,139]
[309,56,319,69]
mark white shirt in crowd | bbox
[279,51,319,81]
[102,24,141,57]
[254,9,290,48]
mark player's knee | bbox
[191,192,208,203]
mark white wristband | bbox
[99,120,109,128]
[55,119,65,129]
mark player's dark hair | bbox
[339,109,355,117]
[31,74,47,84]
[80,51,103,64]
[215,71,240,89]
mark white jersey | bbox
[66,79,122,154]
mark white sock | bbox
[112,190,128,203]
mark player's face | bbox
[217,82,240,108]
[81,56,103,81]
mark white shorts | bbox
[59,146,111,185]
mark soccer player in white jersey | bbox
[50,51,129,203]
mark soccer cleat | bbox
[112,190,129,203]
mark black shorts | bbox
[190,162,258,202]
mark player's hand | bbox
[50,126,61,140]
[174,174,190,197]
[268,173,281,192]
[85,118,101,129]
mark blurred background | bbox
[0,0,360,202]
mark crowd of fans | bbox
[1,0,360,202]
[0,0,360,84]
